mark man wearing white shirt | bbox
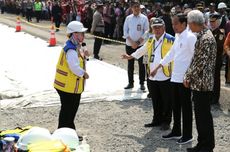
[122,18,174,130]
[123,1,149,90]
[152,13,197,144]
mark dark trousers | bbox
[54,18,61,29]
[56,89,81,129]
[93,31,103,57]
[213,58,222,104]
[192,91,215,151]
[147,79,172,125]
[26,8,32,22]
[126,45,145,85]
[35,11,41,22]
[171,82,192,138]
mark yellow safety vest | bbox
[147,34,174,77]
[54,49,85,94]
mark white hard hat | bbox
[66,21,88,34]
[16,127,52,151]
[140,5,145,9]
[52,127,79,150]
[218,2,227,9]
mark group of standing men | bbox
[122,1,222,152]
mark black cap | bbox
[96,1,104,6]
[209,13,221,21]
[151,18,165,27]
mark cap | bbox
[209,3,215,7]
[66,21,88,34]
[151,18,165,27]
[140,5,145,9]
[196,3,204,9]
[96,0,103,6]
[209,13,221,22]
[218,2,227,9]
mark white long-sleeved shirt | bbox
[66,49,85,77]
[131,33,170,81]
[160,29,197,83]
[123,13,149,46]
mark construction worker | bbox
[54,21,89,130]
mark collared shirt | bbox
[66,49,85,77]
[131,32,170,81]
[91,10,104,33]
[160,29,197,83]
[123,13,149,46]
[184,29,217,91]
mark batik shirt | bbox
[184,28,217,91]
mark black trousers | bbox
[35,11,41,22]
[26,8,32,22]
[213,57,222,104]
[126,45,145,85]
[192,91,215,151]
[93,31,104,57]
[147,79,172,125]
[171,82,192,138]
[56,89,81,129]
[54,18,61,29]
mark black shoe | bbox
[140,84,145,90]
[94,55,102,60]
[162,132,181,140]
[144,121,161,127]
[160,123,170,130]
[147,93,151,98]
[176,137,193,145]
[187,146,199,152]
[78,135,83,141]
[124,84,134,89]
[56,29,59,32]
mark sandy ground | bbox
[2,100,230,152]
[1,13,230,152]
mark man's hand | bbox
[131,42,138,49]
[121,54,133,60]
[149,64,162,78]
[128,37,138,49]
[84,50,90,57]
[183,79,190,88]
[83,72,89,79]
[150,68,158,77]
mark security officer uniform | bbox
[210,13,225,104]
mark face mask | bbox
[70,34,79,46]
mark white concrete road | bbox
[0,23,147,109]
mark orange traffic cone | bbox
[15,16,21,32]
[49,25,56,46]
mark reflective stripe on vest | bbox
[147,34,174,77]
[54,49,85,94]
